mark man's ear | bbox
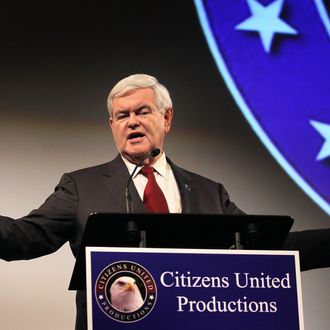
[109,116,113,128]
[164,108,174,134]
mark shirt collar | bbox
[121,152,168,178]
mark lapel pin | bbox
[184,184,191,192]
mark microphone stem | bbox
[125,161,143,213]
[125,188,133,213]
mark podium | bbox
[69,213,304,329]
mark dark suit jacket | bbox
[0,155,329,329]
[0,155,244,261]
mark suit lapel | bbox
[168,159,195,213]
[102,155,197,214]
[103,155,146,213]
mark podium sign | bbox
[86,247,304,330]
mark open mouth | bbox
[128,132,145,140]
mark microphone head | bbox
[150,148,160,157]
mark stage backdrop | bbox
[0,1,329,329]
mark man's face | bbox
[109,87,173,164]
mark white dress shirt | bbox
[122,152,182,213]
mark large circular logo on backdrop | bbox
[194,0,330,216]
[95,261,157,323]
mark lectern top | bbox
[69,213,293,290]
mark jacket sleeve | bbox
[0,174,77,261]
[219,183,245,215]
[283,229,330,271]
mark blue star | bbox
[236,0,298,53]
[310,120,330,161]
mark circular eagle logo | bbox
[95,261,157,323]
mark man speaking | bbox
[0,74,329,329]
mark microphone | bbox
[125,148,160,213]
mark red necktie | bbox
[140,166,169,213]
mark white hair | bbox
[107,74,172,115]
